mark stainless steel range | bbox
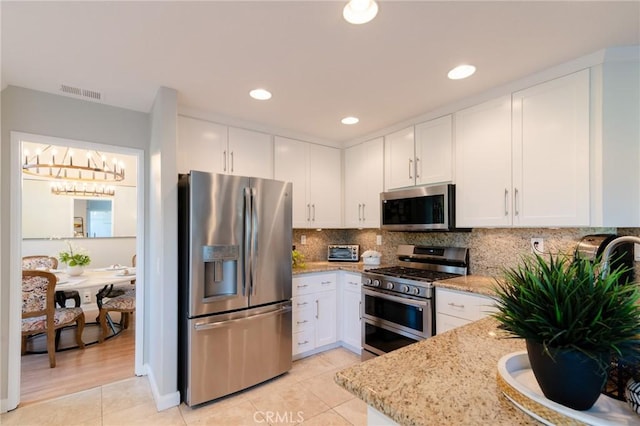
[361,244,469,359]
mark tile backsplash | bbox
[293,227,640,279]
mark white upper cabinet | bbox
[455,96,513,227]
[384,126,415,190]
[227,127,273,179]
[384,116,453,191]
[511,69,590,226]
[414,115,453,185]
[455,70,590,227]
[275,137,341,228]
[177,115,227,175]
[344,138,383,228]
[177,116,273,179]
[590,56,640,227]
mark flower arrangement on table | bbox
[59,241,91,268]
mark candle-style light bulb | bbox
[86,151,92,167]
[24,149,29,165]
[69,150,74,166]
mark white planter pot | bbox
[66,265,85,276]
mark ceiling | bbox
[2,1,639,145]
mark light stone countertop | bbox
[334,317,536,425]
[292,261,387,275]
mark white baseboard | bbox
[145,363,181,411]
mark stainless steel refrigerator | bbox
[178,171,293,406]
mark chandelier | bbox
[50,182,115,197]
[22,145,125,197]
[22,145,125,183]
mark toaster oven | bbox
[327,245,359,262]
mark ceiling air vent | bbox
[60,84,103,101]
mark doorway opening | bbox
[9,132,145,406]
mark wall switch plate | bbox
[531,238,544,254]
[83,291,91,303]
[301,235,307,245]
[376,235,382,245]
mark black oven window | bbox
[382,195,445,225]
[365,322,419,353]
[364,294,424,332]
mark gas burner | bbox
[366,266,459,282]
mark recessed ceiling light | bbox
[447,65,476,80]
[249,88,272,100]
[341,116,359,125]
[343,0,378,25]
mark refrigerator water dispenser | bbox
[203,245,239,298]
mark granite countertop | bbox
[335,317,535,425]
[293,262,498,297]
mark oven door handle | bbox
[362,287,428,308]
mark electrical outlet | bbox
[83,291,91,303]
[531,238,544,254]
[301,235,307,245]
[376,235,382,245]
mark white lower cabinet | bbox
[292,272,337,356]
[339,272,362,352]
[435,287,497,334]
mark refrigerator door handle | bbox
[249,187,258,295]
[193,304,293,331]
[243,187,252,296]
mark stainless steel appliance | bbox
[380,184,468,232]
[327,244,359,262]
[575,233,634,284]
[361,244,468,359]
[178,171,293,406]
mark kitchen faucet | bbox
[600,235,640,279]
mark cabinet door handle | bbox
[307,204,311,221]
[223,150,227,172]
[358,203,362,221]
[514,188,519,216]
[504,188,509,216]
[408,158,413,179]
[359,300,362,320]
[315,299,319,319]
[415,157,420,179]
[448,302,465,308]
[312,204,316,221]
[298,340,309,346]
[362,203,366,221]
[230,151,234,173]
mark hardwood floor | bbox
[20,309,135,406]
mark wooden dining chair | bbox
[22,270,86,367]
[22,255,81,308]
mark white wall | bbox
[147,86,180,409]
[0,85,149,410]
[22,237,136,269]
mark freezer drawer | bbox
[184,301,292,406]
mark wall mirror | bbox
[21,140,137,239]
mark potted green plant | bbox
[493,253,640,410]
[59,241,91,276]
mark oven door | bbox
[362,319,422,356]
[362,287,433,339]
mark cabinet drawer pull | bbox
[448,302,465,308]
[321,281,332,285]
[296,320,308,325]
[297,340,309,346]
[297,284,309,289]
[296,302,308,307]
[348,281,358,285]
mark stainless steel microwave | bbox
[381,184,465,232]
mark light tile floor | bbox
[1,347,367,426]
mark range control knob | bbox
[386,282,394,290]
[401,285,411,293]
[363,278,372,286]
[412,287,421,296]
[372,279,381,287]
